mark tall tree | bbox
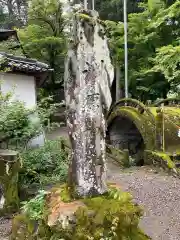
[95,0,144,22]
[106,0,180,102]
[0,0,28,28]
[18,0,66,93]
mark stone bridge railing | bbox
[108,98,156,124]
[154,98,180,107]
[108,98,147,117]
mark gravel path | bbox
[0,217,11,240]
[107,161,180,240]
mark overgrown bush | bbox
[0,87,62,149]
[11,186,151,240]
[19,139,69,188]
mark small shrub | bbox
[21,190,48,221]
[19,139,69,188]
[0,87,62,149]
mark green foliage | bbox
[153,45,180,85]
[148,0,165,13]
[78,193,148,240]
[0,88,60,149]
[1,0,179,100]
[19,139,68,187]
[0,38,23,56]
[0,89,40,148]
[21,190,48,221]
[108,186,132,201]
[18,0,67,91]
[105,20,124,63]
[11,186,150,240]
[59,184,72,202]
[107,0,180,101]
[37,95,64,132]
[95,0,143,22]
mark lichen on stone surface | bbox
[64,8,114,196]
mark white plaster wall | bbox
[0,73,45,147]
[0,73,36,108]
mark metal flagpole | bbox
[162,103,165,152]
[84,0,88,9]
[92,0,95,10]
[123,0,128,98]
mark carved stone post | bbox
[64,8,114,197]
[156,107,163,151]
[0,150,20,214]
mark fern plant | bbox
[21,190,48,221]
[108,186,132,202]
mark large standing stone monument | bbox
[64,7,114,197]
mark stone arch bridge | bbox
[52,97,180,170]
[107,98,180,166]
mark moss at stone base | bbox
[11,185,151,240]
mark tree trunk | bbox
[7,0,14,18]
[64,9,114,197]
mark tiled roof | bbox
[0,29,16,33]
[0,52,53,74]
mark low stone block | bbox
[0,149,20,214]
